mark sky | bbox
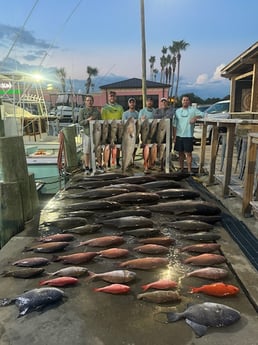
[0,0,258,99]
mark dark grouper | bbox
[0,287,65,317]
[165,302,240,337]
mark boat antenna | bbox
[0,0,40,70]
[38,0,83,69]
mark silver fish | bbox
[143,180,181,190]
[1,267,45,279]
[137,290,181,303]
[156,189,200,200]
[180,232,221,242]
[165,302,241,337]
[122,117,136,173]
[47,266,88,277]
[156,118,167,145]
[122,227,161,238]
[107,192,160,205]
[42,217,87,230]
[0,287,65,317]
[140,118,150,145]
[101,216,153,229]
[93,121,102,153]
[165,219,213,231]
[148,200,221,215]
[101,120,109,145]
[65,200,121,211]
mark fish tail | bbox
[51,255,60,262]
[0,298,15,307]
[84,271,96,283]
[166,312,181,323]
[141,285,149,292]
[22,246,32,252]
[188,287,197,294]
[39,280,47,286]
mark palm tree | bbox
[85,66,98,94]
[160,46,167,83]
[56,67,66,92]
[149,56,156,81]
[168,44,177,98]
[173,40,190,100]
[153,68,158,81]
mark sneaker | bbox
[96,166,104,173]
[116,163,121,168]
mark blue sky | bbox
[0,0,257,99]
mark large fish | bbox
[137,236,175,246]
[122,117,136,173]
[23,241,70,253]
[93,283,130,295]
[141,279,178,291]
[101,216,153,229]
[62,188,129,200]
[186,267,229,280]
[86,269,136,283]
[149,119,158,142]
[0,287,65,317]
[97,248,129,258]
[96,208,152,221]
[117,121,124,145]
[42,217,88,230]
[165,220,213,231]
[63,224,102,235]
[101,120,109,145]
[133,244,169,254]
[189,282,239,297]
[78,235,125,247]
[37,233,75,242]
[107,192,160,205]
[137,290,181,303]
[148,200,221,215]
[39,277,78,287]
[180,243,221,253]
[180,232,221,242]
[156,189,200,200]
[183,253,226,266]
[142,180,181,190]
[47,266,88,277]
[103,183,147,192]
[165,302,241,337]
[65,200,121,211]
[1,267,45,279]
[175,214,222,224]
[140,118,150,145]
[62,210,94,218]
[93,121,102,153]
[114,175,157,184]
[118,257,169,270]
[12,257,50,267]
[52,252,98,264]
[110,119,118,145]
[157,118,167,144]
[122,227,161,238]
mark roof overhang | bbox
[221,41,258,79]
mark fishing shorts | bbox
[174,136,194,153]
[82,134,91,154]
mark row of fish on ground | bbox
[92,118,169,172]
[0,172,241,337]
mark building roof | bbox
[221,41,258,78]
[100,77,169,89]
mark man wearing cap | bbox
[138,96,154,122]
[153,97,174,120]
[122,97,138,121]
[101,91,124,168]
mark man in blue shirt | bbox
[173,95,204,174]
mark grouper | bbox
[0,287,65,317]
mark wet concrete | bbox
[0,171,257,345]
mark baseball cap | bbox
[146,96,153,101]
[161,97,168,102]
[128,97,136,103]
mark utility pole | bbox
[140,0,147,107]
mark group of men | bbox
[78,91,204,174]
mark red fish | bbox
[180,243,221,253]
[97,248,129,258]
[78,236,124,247]
[119,257,169,270]
[141,279,178,292]
[93,283,130,294]
[133,244,169,255]
[183,253,226,266]
[138,236,175,246]
[189,282,240,297]
[37,233,75,242]
[39,276,78,287]
[52,252,98,264]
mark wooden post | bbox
[222,124,236,197]
[0,136,33,222]
[208,125,219,184]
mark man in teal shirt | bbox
[173,95,204,174]
[138,96,154,122]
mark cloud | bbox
[211,64,226,81]
[195,73,209,85]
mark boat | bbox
[0,72,83,194]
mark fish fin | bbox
[185,319,208,337]
[84,271,95,283]
[166,312,181,323]
[188,287,196,294]
[18,307,29,318]
[51,255,59,262]
[141,285,148,292]
[0,298,15,306]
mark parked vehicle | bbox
[194,100,230,144]
[196,104,212,112]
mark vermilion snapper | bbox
[93,283,130,294]
[39,276,78,287]
[141,279,178,292]
[189,282,240,297]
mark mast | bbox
[140,0,147,106]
